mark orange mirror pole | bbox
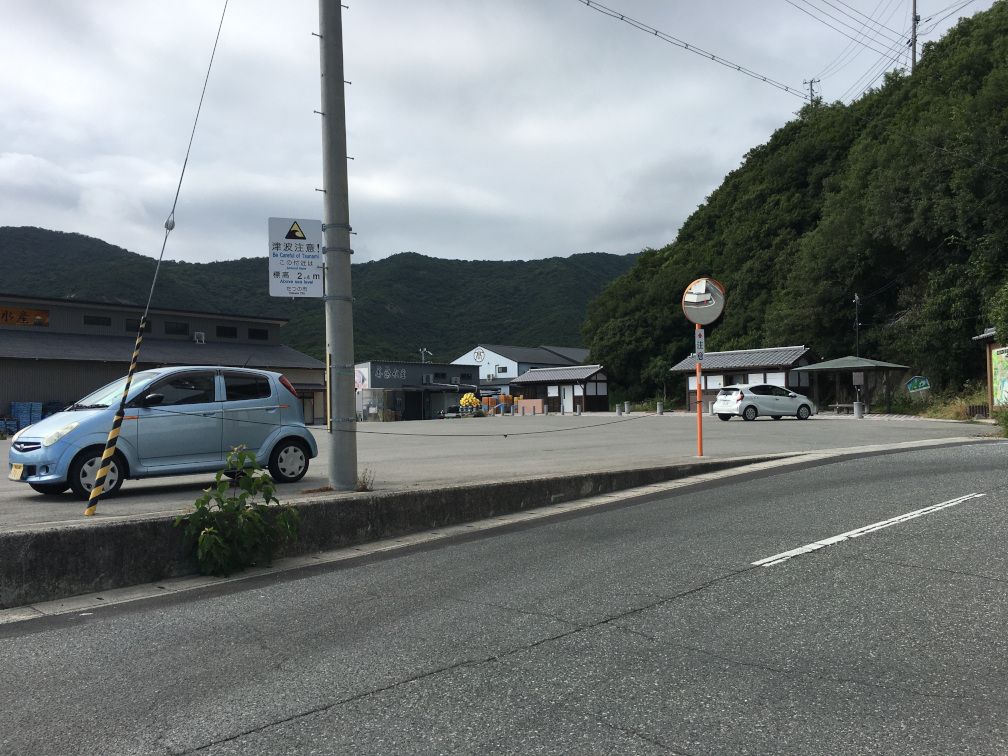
[696,323,703,457]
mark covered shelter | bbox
[669,345,813,412]
[790,356,908,413]
[509,365,608,413]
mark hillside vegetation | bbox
[0,226,635,361]
[584,2,1008,398]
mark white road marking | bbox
[753,492,986,567]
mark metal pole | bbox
[84,318,147,516]
[319,0,357,489]
[695,323,703,457]
[911,0,919,73]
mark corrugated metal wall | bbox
[1,359,127,415]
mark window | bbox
[748,385,773,395]
[125,318,141,333]
[83,315,111,327]
[248,328,269,341]
[164,321,189,337]
[223,372,271,402]
[216,325,238,339]
[497,366,508,374]
[460,373,472,381]
[434,372,447,380]
[148,372,216,405]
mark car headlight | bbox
[11,426,28,443]
[43,421,79,447]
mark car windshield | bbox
[68,371,161,409]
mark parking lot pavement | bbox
[1,411,996,530]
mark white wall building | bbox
[452,344,589,394]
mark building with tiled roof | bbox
[669,345,813,412]
[452,343,588,394]
[0,294,326,424]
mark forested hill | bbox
[0,226,635,361]
[583,1,1008,398]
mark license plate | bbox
[9,462,24,481]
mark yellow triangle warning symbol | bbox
[285,221,306,240]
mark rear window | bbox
[224,372,272,402]
[717,388,740,396]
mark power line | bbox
[575,0,808,100]
[785,0,902,57]
[793,0,906,47]
[813,0,906,80]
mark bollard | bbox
[532,406,536,416]
[854,401,864,419]
[561,404,565,415]
[616,404,622,416]
[656,402,663,415]
[576,406,581,416]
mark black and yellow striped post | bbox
[84,318,147,516]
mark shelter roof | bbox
[790,356,908,372]
[973,327,998,343]
[510,365,606,385]
[0,330,324,370]
[669,345,810,373]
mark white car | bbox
[713,383,816,421]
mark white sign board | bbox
[268,217,323,298]
[695,328,705,361]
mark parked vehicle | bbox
[8,366,318,499]
[713,383,816,421]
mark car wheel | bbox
[742,405,758,421]
[269,439,310,483]
[29,481,70,496]
[69,448,126,500]
[717,414,732,421]
[797,404,811,420]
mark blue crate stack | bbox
[29,402,42,424]
[11,401,32,430]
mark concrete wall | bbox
[0,457,772,609]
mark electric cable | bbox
[575,0,808,100]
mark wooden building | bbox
[0,294,326,424]
[509,365,609,413]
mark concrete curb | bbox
[0,455,781,610]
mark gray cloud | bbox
[0,0,992,266]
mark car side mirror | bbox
[142,393,165,407]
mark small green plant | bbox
[175,448,301,577]
[993,409,1008,438]
[356,467,375,492]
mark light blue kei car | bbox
[8,366,318,499]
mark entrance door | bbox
[404,391,423,421]
[560,385,574,413]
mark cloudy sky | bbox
[0,0,993,265]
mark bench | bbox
[829,403,855,414]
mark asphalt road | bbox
[0,411,995,529]
[3,442,1006,754]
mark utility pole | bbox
[804,77,819,105]
[854,293,861,358]
[911,0,919,73]
[319,0,357,490]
